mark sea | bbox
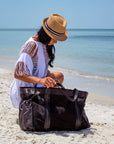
[0,28,114,98]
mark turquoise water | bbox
[55,29,114,77]
[0,29,114,97]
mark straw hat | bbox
[42,14,68,41]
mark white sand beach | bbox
[0,66,114,144]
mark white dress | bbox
[10,37,49,108]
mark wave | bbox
[69,35,114,39]
[51,66,114,82]
[0,57,114,82]
[0,58,16,63]
[0,28,38,31]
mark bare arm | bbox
[14,62,56,88]
[14,70,56,88]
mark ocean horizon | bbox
[0,28,114,97]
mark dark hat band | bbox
[45,21,65,36]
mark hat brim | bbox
[42,17,68,41]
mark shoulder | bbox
[21,41,38,58]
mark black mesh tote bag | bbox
[19,84,90,131]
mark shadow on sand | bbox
[24,127,96,138]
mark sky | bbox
[0,0,114,29]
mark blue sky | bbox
[0,0,114,29]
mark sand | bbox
[0,66,114,144]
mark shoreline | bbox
[0,66,114,144]
[0,58,114,81]
[0,60,114,98]
[49,66,114,98]
[0,65,114,102]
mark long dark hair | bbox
[37,27,55,67]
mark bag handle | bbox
[55,83,65,88]
[57,87,78,102]
[34,83,65,88]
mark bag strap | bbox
[34,83,82,130]
[55,86,81,129]
[75,100,82,130]
[44,88,51,130]
[34,83,38,87]
[43,87,81,130]
[34,83,65,88]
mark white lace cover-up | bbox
[10,37,49,108]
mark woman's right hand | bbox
[39,77,56,88]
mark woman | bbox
[10,14,68,108]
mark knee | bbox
[52,72,64,84]
[58,72,64,84]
